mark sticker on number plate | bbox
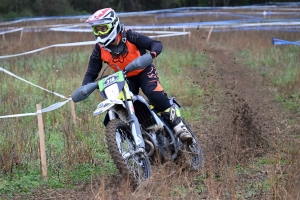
[93,99,124,116]
[93,100,115,116]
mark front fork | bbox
[107,106,144,149]
[108,110,116,120]
[125,100,145,149]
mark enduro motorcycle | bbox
[71,54,204,186]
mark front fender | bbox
[93,99,124,116]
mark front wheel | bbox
[106,119,151,187]
[177,119,205,170]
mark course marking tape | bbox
[0,67,68,99]
[0,28,23,35]
[0,41,96,59]
[0,98,71,119]
[0,32,189,59]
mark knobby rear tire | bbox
[177,119,205,170]
[106,119,151,188]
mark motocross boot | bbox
[160,104,193,143]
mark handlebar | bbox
[71,82,98,103]
[123,53,153,74]
[71,53,153,103]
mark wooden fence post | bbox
[36,103,47,179]
[70,99,77,125]
[206,26,214,42]
[19,29,23,43]
[273,45,278,68]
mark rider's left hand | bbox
[150,52,157,58]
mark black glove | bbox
[150,51,157,58]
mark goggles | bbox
[92,24,112,36]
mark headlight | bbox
[104,83,120,99]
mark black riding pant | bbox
[127,65,171,112]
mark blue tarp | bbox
[272,38,300,46]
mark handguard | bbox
[124,53,153,74]
[71,82,98,102]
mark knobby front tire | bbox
[106,119,151,188]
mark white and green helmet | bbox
[85,8,120,47]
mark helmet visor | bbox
[92,24,112,36]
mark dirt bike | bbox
[71,53,204,187]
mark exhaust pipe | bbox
[144,139,154,156]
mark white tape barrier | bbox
[1,4,299,26]
[0,19,24,26]
[51,26,191,35]
[0,31,189,59]
[50,26,90,32]
[0,98,71,119]
[0,41,96,59]
[151,32,189,38]
[0,30,189,118]
[0,67,72,118]
[0,28,23,35]
[214,21,300,29]
[0,67,68,99]
[50,26,190,34]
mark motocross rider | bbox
[82,8,193,143]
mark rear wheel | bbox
[177,120,205,170]
[106,119,151,187]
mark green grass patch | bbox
[0,162,110,198]
[238,45,300,114]
[0,47,208,197]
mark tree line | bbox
[0,0,287,19]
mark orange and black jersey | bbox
[82,29,163,86]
